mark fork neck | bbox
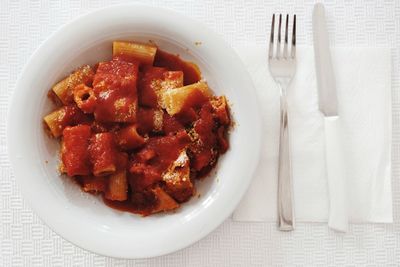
[275,78,291,96]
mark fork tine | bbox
[291,14,296,58]
[268,14,275,59]
[283,14,289,58]
[277,14,282,58]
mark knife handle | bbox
[324,117,348,232]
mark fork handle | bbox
[278,96,295,231]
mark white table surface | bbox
[1,0,399,266]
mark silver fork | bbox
[268,14,297,231]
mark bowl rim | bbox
[7,4,262,259]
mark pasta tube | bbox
[113,41,157,65]
[52,65,94,105]
[162,81,211,115]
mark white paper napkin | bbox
[233,46,393,223]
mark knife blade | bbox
[313,3,348,232]
[313,3,338,117]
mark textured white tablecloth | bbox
[1,0,399,266]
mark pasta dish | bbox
[43,41,230,216]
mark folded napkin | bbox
[233,46,393,223]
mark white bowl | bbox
[8,5,261,259]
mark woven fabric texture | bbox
[1,0,399,266]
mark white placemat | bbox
[1,0,399,266]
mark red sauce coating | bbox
[190,103,218,171]
[116,152,129,170]
[103,190,157,216]
[89,133,118,176]
[62,125,91,176]
[115,125,145,150]
[90,121,119,134]
[162,113,185,135]
[130,131,191,191]
[46,44,230,216]
[73,84,96,113]
[154,50,201,85]
[138,67,166,108]
[174,89,210,125]
[217,126,229,153]
[79,175,107,193]
[136,108,156,135]
[59,105,92,130]
[93,58,139,123]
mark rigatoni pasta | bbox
[89,133,118,177]
[115,124,146,150]
[52,65,94,105]
[105,170,128,201]
[61,125,91,176]
[43,41,231,216]
[113,41,157,65]
[73,84,96,113]
[93,59,139,123]
[44,107,67,137]
[150,186,179,213]
[162,150,194,202]
[162,81,211,115]
[43,105,89,137]
[80,175,107,193]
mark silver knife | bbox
[313,3,348,232]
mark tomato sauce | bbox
[130,131,191,191]
[189,103,218,171]
[62,125,91,176]
[88,133,118,176]
[154,50,201,85]
[162,113,185,134]
[46,43,231,216]
[103,190,157,216]
[138,67,166,108]
[136,108,157,135]
[93,59,139,123]
[174,88,210,125]
[58,105,91,130]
